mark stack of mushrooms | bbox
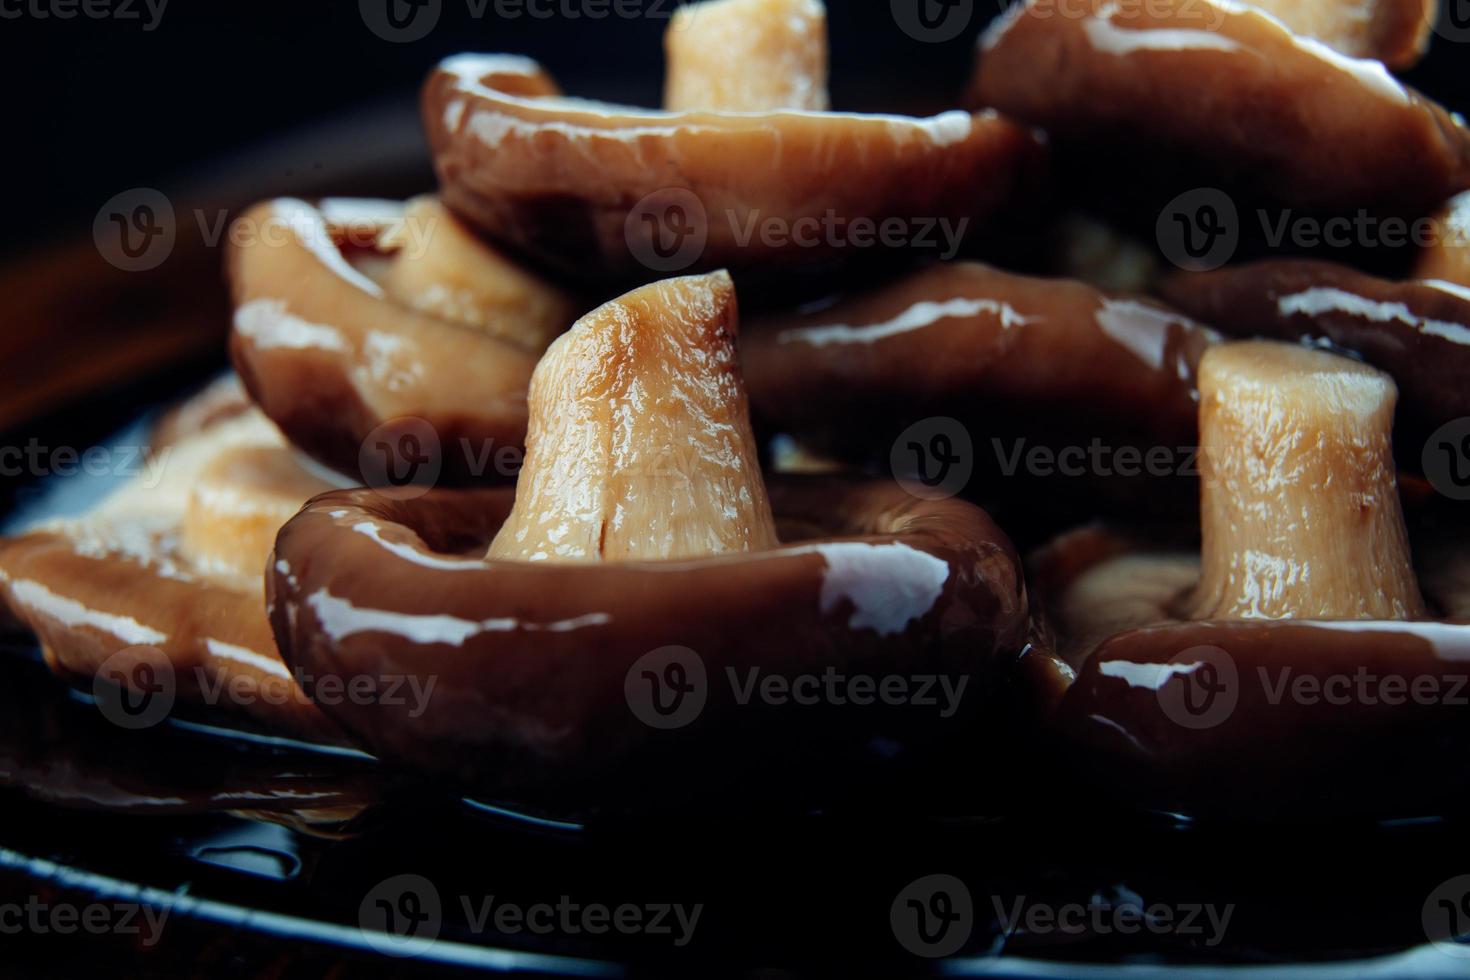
[1,0,1468,818]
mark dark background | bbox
[3,0,1469,264]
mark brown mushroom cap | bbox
[268,477,1029,804]
[971,0,1470,211]
[1158,259,1470,446]
[422,54,1041,284]
[742,262,1217,523]
[227,197,546,484]
[1026,333,1470,818]
[0,396,344,744]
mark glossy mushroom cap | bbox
[971,0,1470,210]
[227,197,550,483]
[1157,258,1470,446]
[489,271,778,562]
[423,54,1039,284]
[0,387,344,743]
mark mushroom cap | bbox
[227,198,543,484]
[0,391,345,744]
[971,0,1470,211]
[1158,259,1470,448]
[268,477,1029,808]
[742,262,1217,524]
[1029,520,1470,818]
[423,54,1042,285]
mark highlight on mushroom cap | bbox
[264,270,1030,804]
[423,2,1042,285]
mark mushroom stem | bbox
[664,0,829,112]
[487,271,779,563]
[1183,341,1426,621]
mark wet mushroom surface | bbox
[423,3,1041,285]
[970,0,1470,211]
[228,196,570,485]
[268,272,1030,809]
[1158,258,1470,451]
[743,261,1219,525]
[0,378,346,744]
[1028,341,1470,818]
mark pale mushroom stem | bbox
[1183,340,1426,621]
[664,0,829,112]
[487,271,779,563]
